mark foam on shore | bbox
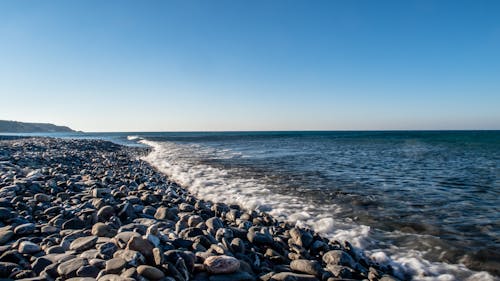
[139,138,498,281]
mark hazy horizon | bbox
[1,0,499,131]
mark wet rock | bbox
[137,265,165,280]
[14,222,36,235]
[270,272,319,281]
[18,241,41,254]
[105,257,127,274]
[34,193,51,202]
[97,206,115,222]
[70,236,98,252]
[290,259,322,277]
[92,223,115,237]
[57,257,89,278]
[77,265,100,278]
[0,230,14,245]
[208,271,255,281]
[204,255,240,274]
[322,250,356,267]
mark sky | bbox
[0,0,499,132]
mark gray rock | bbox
[70,236,98,252]
[209,271,255,281]
[322,250,356,267]
[0,230,14,245]
[31,257,53,274]
[204,255,240,274]
[271,272,319,281]
[290,259,323,276]
[57,257,89,278]
[14,223,36,235]
[76,265,100,278]
[34,193,51,202]
[97,206,115,222]
[18,241,41,254]
[105,257,127,274]
[92,223,115,237]
[137,265,165,280]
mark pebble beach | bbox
[0,137,400,281]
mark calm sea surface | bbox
[7,131,499,280]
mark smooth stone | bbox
[0,230,14,245]
[206,217,224,232]
[113,249,145,266]
[46,245,66,254]
[67,278,97,281]
[34,193,51,202]
[208,271,255,281]
[92,223,115,237]
[97,274,125,281]
[31,257,53,274]
[290,259,323,276]
[18,241,41,254]
[137,265,165,280]
[97,206,115,222]
[41,225,59,234]
[289,228,313,248]
[105,257,127,274]
[57,257,89,278]
[62,218,86,230]
[14,223,36,235]
[154,206,177,220]
[76,265,100,278]
[70,236,98,252]
[126,236,153,260]
[0,207,13,221]
[322,250,356,267]
[152,247,164,266]
[98,242,118,259]
[114,231,141,248]
[271,272,319,281]
[204,255,240,274]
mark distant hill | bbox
[0,120,75,133]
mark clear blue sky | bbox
[1,0,499,131]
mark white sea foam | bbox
[127,135,141,140]
[140,139,498,281]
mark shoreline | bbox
[0,137,401,280]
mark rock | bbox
[98,242,118,259]
[41,225,59,234]
[92,188,111,198]
[97,274,125,281]
[204,255,240,274]
[14,223,36,235]
[0,207,13,221]
[137,265,165,280]
[289,228,313,248]
[70,236,98,252]
[76,265,100,278]
[152,247,164,266]
[154,206,177,220]
[62,218,86,230]
[126,236,153,261]
[97,206,115,222]
[114,231,141,248]
[57,257,89,278]
[206,217,224,232]
[113,249,145,266]
[67,278,97,281]
[18,241,41,254]
[290,259,323,277]
[322,250,356,267]
[92,223,115,237]
[34,193,51,202]
[0,230,14,245]
[32,257,53,274]
[209,271,255,281]
[271,272,319,281]
[105,257,127,274]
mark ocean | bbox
[8,131,500,280]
